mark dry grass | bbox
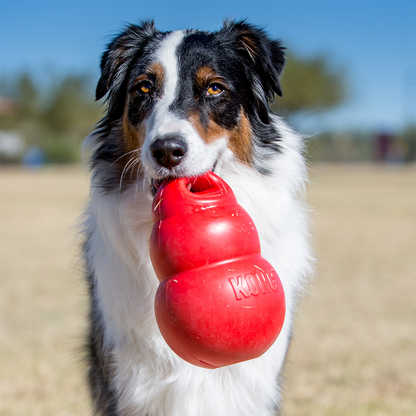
[284,164,416,416]
[0,163,415,415]
[0,166,91,416]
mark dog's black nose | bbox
[151,137,188,169]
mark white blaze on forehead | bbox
[154,30,185,108]
[144,30,186,138]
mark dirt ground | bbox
[0,163,415,416]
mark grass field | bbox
[0,163,415,416]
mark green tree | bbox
[272,52,346,116]
[42,75,102,137]
[0,73,102,162]
[400,124,416,161]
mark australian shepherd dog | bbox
[82,19,314,416]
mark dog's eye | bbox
[139,81,153,94]
[131,80,153,95]
[207,83,224,96]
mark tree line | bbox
[0,53,414,163]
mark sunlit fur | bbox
[82,20,314,416]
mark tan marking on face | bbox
[189,112,229,145]
[195,66,227,90]
[195,66,217,88]
[228,109,253,165]
[122,109,146,152]
[120,113,145,182]
[132,63,165,92]
[190,109,253,165]
[149,62,165,90]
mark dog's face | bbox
[92,20,285,194]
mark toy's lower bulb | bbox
[150,172,286,369]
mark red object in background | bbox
[150,171,286,369]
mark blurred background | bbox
[0,1,415,415]
[0,0,415,164]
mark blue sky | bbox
[0,0,415,133]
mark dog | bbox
[82,19,314,416]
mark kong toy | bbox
[150,171,285,368]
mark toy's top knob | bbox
[152,171,236,222]
[150,171,261,280]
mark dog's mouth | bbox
[151,160,218,196]
[150,178,166,195]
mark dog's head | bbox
[90,20,285,194]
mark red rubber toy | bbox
[150,171,285,369]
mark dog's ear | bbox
[96,20,158,101]
[221,20,285,99]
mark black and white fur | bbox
[83,20,314,416]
